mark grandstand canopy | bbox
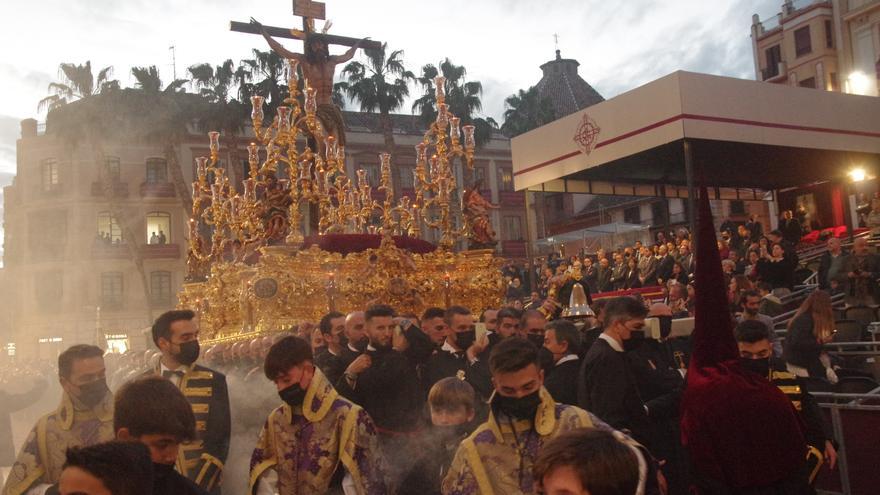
[511,71,880,200]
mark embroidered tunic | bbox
[249,369,386,495]
[2,392,114,495]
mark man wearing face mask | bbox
[113,376,208,494]
[577,296,653,448]
[735,320,837,484]
[147,310,229,495]
[3,345,114,495]
[335,304,427,492]
[422,306,493,404]
[442,338,609,495]
[250,336,386,495]
[542,320,582,406]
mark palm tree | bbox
[500,86,556,138]
[335,43,414,154]
[411,59,497,147]
[38,61,119,112]
[188,60,250,187]
[241,49,288,117]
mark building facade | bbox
[0,109,521,360]
[751,0,880,95]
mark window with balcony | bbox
[825,20,833,49]
[799,77,817,89]
[795,26,812,57]
[35,271,63,312]
[146,212,171,245]
[398,166,414,189]
[41,158,59,192]
[97,212,122,244]
[359,164,380,186]
[150,271,172,306]
[624,206,641,225]
[145,158,167,184]
[104,156,121,182]
[498,168,514,192]
[502,216,523,241]
[764,45,782,79]
[101,272,124,309]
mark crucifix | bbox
[230,0,382,144]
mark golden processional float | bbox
[178,65,505,344]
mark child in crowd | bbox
[424,377,478,493]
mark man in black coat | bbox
[339,310,368,369]
[149,310,229,494]
[817,237,847,291]
[314,311,348,386]
[336,304,427,491]
[655,245,676,285]
[578,297,652,447]
[542,320,582,406]
[422,306,493,404]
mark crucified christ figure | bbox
[250,17,368,146]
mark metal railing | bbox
[811,390,880,495]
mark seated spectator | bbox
[60,441,153,495]
[782,291,838,383]
[744,250,760,281]
[728,275,753,312]
[756,282,784,317]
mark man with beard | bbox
[314,311,348,386]
[542,320,582,406]
[113,376,207,495]
[422,306,492,403]
[147,310,229,494]
[336,304,426,492]
[3,345,114,495]
[577,297,652,448]
[250,337,386,494]
[495,307,522,340]
[736,290,777,354]
[421,307,451,348]
[340,311,368,370]
[441,338,608,495]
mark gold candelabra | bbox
[187,65,478,280]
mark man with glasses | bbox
[577,296,653,447]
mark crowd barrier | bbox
[812,392,880,495]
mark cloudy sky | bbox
[0,0,780,252]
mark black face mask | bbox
[623,331,646,352]
[494,389,542,420]
[739,357,771,378]
[152,462,175,480]
[77,378,109,408]
[175,341,200,366]
[278,382,308,406]
[658,316,673,339]
[527,333,545,348]
[455,330,476,350]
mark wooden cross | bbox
[230,0,381,51]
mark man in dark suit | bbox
[655,245,676,285]
[779,210,803,245]
[422,306,492,401]
[583,257,599,295]
[577,297,652,447]
[150,310,230,494]
[596,257,613,293]
[543,320,582,406]
[336,304,427,491]
[817,237,847,291]
[340,310,368,370]
[314,311,347,386]
[609,253,627,291]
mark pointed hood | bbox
[691,185,738,369]
[681,185,807,490]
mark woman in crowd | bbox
[728,275,753,312]
[670,262,689,286]
[744,249,761,281]
[624,257,641,289]
[783,290,838,383]
[756,243,796,293]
